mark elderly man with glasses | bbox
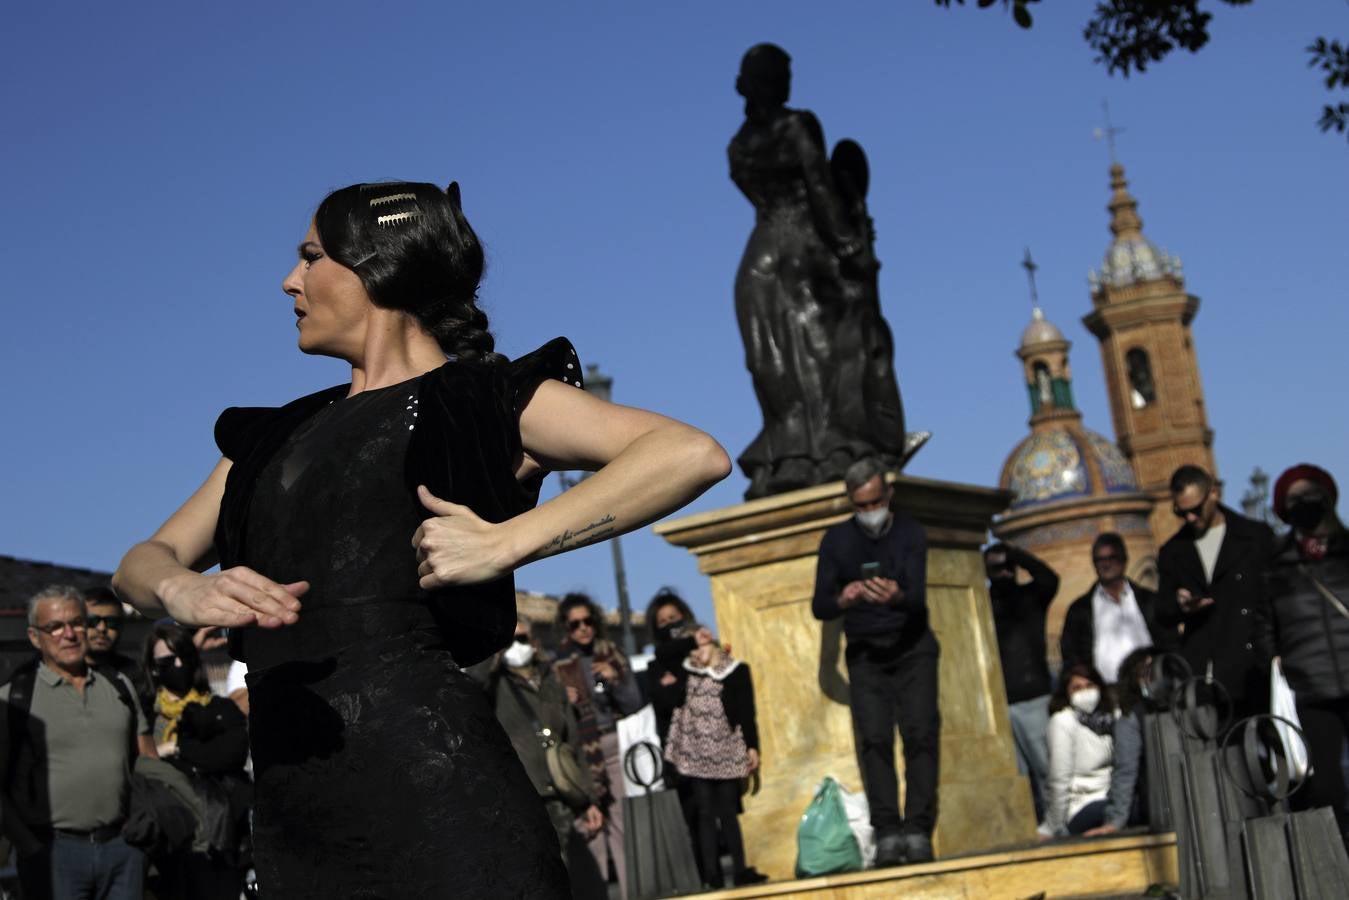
[0,585,154,900]
[1060,533,1176,682]
[1156,465,1278,721]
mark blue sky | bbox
[3,1,1346,632]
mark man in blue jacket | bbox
[813,458,938,867]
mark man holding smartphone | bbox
[812,458,938,868]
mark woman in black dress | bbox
[113,181,731,898]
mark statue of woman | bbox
[729,44,906,499]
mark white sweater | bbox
[1040,707,1115,836]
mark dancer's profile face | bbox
[282,223,373,358]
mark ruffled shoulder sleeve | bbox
[213,407,280,462]
[505,337,584,419]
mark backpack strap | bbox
[91,664,141,769]
[4,658,40,791]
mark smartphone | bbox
[860,561,882,580]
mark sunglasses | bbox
[86,615,124,630]
[1173,496,1209,519]
[33,619,87,636]
[1092,553,1123,565]
[567,616,595,632]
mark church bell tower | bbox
[1082,162,1216,545]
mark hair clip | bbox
[376,210,424,227]
[369,192,417,208]
[350,250,378,268]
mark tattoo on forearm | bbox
[544,515,617,553]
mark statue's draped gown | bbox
[729,107,904,500]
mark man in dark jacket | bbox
[983,542,1058,824]
[1061,533,1175,682]
[1157,465,1277,720]
[1264,463,1349,846]
[813,459,937,867]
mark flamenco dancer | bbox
[113,181,731,898]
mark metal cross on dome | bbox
[1093,99,1125,165]
[1021,247,1040,308]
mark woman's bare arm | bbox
[413,380,730,588]
[113,458,306,627]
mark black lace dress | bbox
[213,342,582,899]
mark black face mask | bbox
[654,620,685,645]
[1287,498,1328,532]
[155,660,195,697]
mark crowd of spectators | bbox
[4,458,1346,898]
[984,461,1349,856]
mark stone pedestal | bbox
[655,475,1036,878]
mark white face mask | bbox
[856,508,890,533]
[503,641,536,669]
[1070,687,1101,714]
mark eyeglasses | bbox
[567,616,595,632]
[32,619,87,636]
[86,615,124,630]
[512,634,531,645]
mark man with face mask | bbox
[489,617,605,868]
[1156,465,1277,722]
[982,542,1060,824]
[812,458,938,867]
[1264,464,1349,849]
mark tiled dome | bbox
[1001,425,1137,510]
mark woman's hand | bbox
[747,748,760,773]
[412,486,514,589]
[695,626,714,647]
[159,568,306,629]
[591,659,619,682]
[192,626,229,653]
[580,805,604,836]
[1084,823,1118,838]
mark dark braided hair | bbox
[313,181,505,364]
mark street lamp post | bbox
[557,364,637,657]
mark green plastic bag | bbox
[795,776,863,877]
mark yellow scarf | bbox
[155,687,211,746]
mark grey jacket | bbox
[489,664,599,809]
[1105,710,1143,829]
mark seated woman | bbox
[1040,663,1117,839]
[143,622,251,900]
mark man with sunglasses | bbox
[1157,465,1277,721]
[1060,533,1174,682]
[82,586,153,718]
[0,585,153,900]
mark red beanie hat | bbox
[1273,464,1338,522]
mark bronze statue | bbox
[730,44,914,500]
